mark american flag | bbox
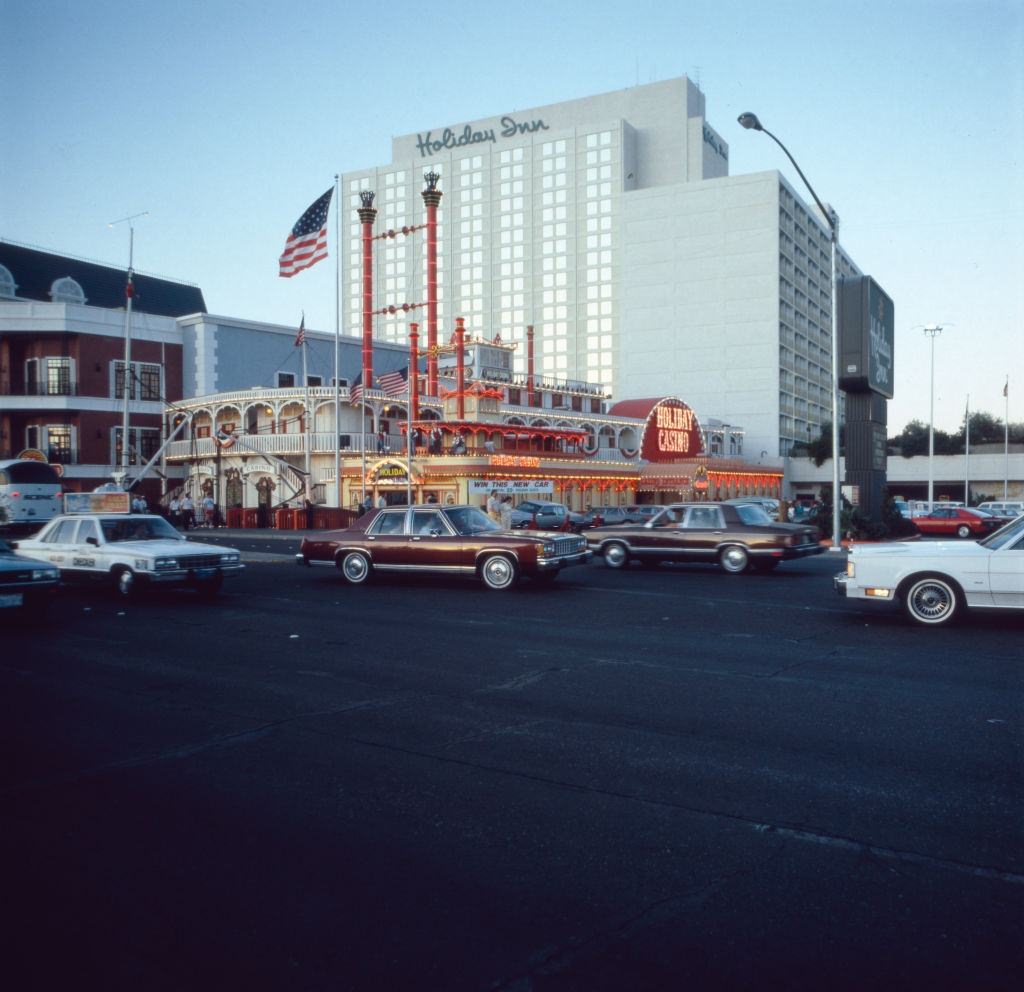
[294,316,306,348]
[349,372,364,406]
[377,366,408,396]
[279,188,333,277]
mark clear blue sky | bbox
[3,0,1021,432]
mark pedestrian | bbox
[131,494,142,514]
[181,494,195,530]
[376,493,387,509]
[499,495,513,530]
[201,493,215,528]
[169,494,181,528]
[138,495,148,514]
[361,493,373,516]
[487,489,501,522]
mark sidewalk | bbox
[181,526,316,542]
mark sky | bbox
[3,0,1022,433]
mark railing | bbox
[162,433,639,463]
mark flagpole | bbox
[302,314,311,494]
[333,173,342,509]
[109,210,148,488]
[964,394,970,505]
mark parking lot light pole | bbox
[738,112,842,551]
[924,325,943,510]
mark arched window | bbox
[50,277,86,304]
[0,264,17,299]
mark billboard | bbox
[839,276,895,398]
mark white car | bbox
[834,515,1024,626]
[16,513,243,598]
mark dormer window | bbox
[0,264,16,299]
[50,277,86,304]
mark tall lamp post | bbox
[923,324,943,510]
[738,112,842,550]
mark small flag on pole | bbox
[377,366,409,396]
[279,188,333,277]
[349,372,364,406]
[294,316,306,348]
[1004,378,1009,398]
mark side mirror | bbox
[86,536,99,546]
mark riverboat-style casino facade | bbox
[162,330,781,517]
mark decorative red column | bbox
[526,324,535,407]
[421,172,442,397]
[409,323,420,425]
[358,191,377,395]
[455,317,466,421]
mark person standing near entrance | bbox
[181,494,195,530]
[499,495,513,530]
[486,490,501,522]
[376,493,387,509]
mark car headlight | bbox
[32,569,59,580]
[542,542,556,556]
[846,561,855,578]
[220,553,240,564]
[154,558,179,570]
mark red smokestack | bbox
[455,317,466,420]
[357,192,377,397]
[409,323,419,426]
[421,173,442,397]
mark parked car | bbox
[576,506,629,529]
[0,538,60,616]
[624,505,666,523]
[296,504,591,590]
[15,512,243,597]
[913,507,1004,539]
[977,501,1024,518]
[509,500,577,531]
[586,502,824,574]
[835,513,1024,626]
[724,497,781,521]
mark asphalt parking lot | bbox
[3,547,1021,990]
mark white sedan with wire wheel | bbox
[834,514,1024,626]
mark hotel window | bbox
[26,357,75,396]
[277,372,296,388]
[25,424,75,464]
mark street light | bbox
[738,112,843,551]
[923,324,943,510]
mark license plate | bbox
[0,593,24,608]
[193,568,215,579]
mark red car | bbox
[913,507,1004,539]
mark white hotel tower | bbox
[341,77,862,458]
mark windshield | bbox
[979,514,1024,551]
[443,506,502,536]
[734,504,773,525]
[101,516,183,543]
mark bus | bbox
[0,459,63,530]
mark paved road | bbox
[3,552,1021,990]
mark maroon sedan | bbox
[585,501,824,574]
[296,504,591,590]
[914,507,1004,539]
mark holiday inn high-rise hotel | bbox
[341,77,863,458]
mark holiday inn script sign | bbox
[414,115,550,158]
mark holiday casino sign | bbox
[641,399,704,462]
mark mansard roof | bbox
[0,240,206,317]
